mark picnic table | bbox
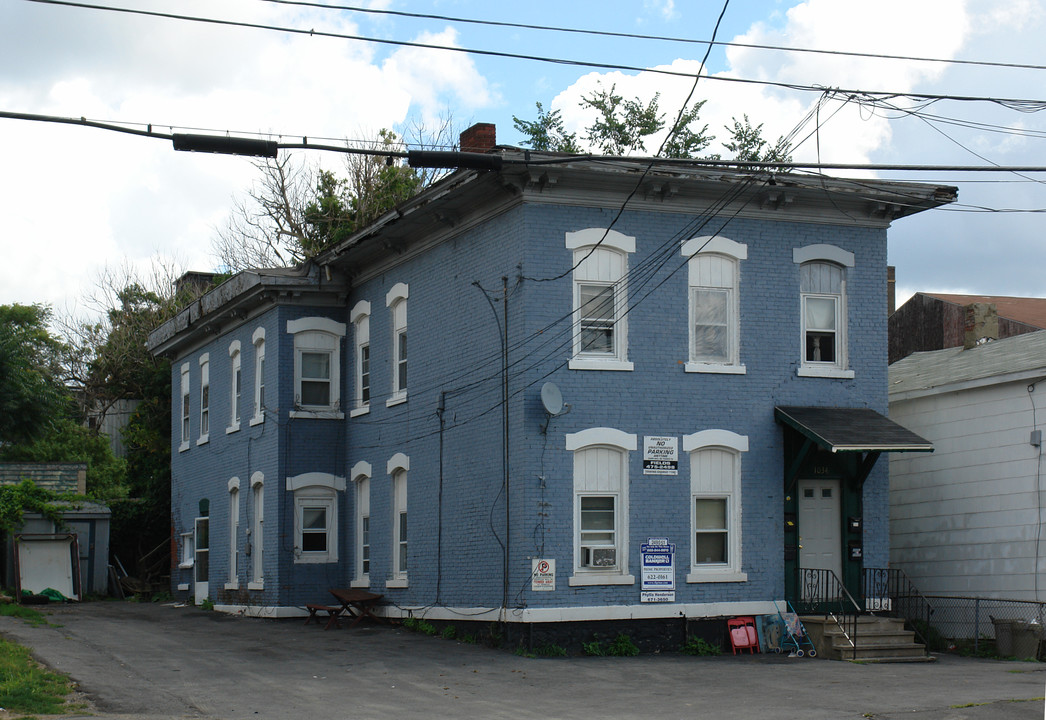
[305,588,386,630]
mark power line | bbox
[258,0,1046,74]
[23,0,1046,109]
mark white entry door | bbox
[194,517,209,604]
[797,479,842,580]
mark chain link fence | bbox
[921,596,1046,655]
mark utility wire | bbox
[257,0,1046,74]
[23,0,1046,109]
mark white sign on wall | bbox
[643,436,678,475]
[531,558,555,591]
[640,538,675,602]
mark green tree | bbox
[512,102,581,153]
[0,304,69,447]
[720,114,793,163]
[581,83,667,155]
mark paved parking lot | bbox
[1,601,1044,720]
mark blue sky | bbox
[2,0,1046,315]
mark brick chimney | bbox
[963,302,998,349]
[460,123,496,153]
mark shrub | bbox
[681,637,721,656]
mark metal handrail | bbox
[862,567,935,652]
[792,568,863,660]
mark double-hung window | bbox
[794,245,855,378]
[287,473,344,564]
[351,461,371,586]
[228,341,241,433]
[350,301,371,417]
[251,328,265,426]
[682,237,747,373]
[387,453,409,587]
[386,284,408,406]
[566,428,637,586]
[683,429,749,583]
[179,363,190,452]
[567,229,635,371]
[198,355,210,443]
[288,317,346,418]
[226,478,239,589]
[249,472,264,589]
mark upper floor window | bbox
[567,229,635,371]
[287,472,344,564]
[179,363,190,452]
[197,355,210,444]
[682,237,747,374]
[228,340,242,433]
[251,328,265,426]
[386,284,408,406]
[350,301,371,417]
[794,244,855,379]
[683,429,749,584]
[565,427,637,586]
[288,317,346,419]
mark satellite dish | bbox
[540,382,564,416]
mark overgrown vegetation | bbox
[402,617,439,636]
[0,602,52,627]
[582,633,640,657]
[0,635,76,715]
[681,637,722,656]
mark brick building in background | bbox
[148,124,954,645]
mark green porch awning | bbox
[775,406,934,454]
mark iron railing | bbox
[791,568,863,660]
[862,567,934,651]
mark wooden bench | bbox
[304,603,344,630]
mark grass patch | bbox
[0,603,52,627]
[0,635,75,715]
[583,633,640,657]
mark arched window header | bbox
[252,327,266,345]
[682,429,749,453]
[228,340,240,356]
[287,317,346,337]
[350,300,371,324]
[792,244,854,268]
[250,471,264,488]
[387,452,410,475]
[386,283,409,307]
[286,472,346,493]
[565,228,636,254]
[350,461,372,483]
[228,476,240,492]
[565,427,638,452]
[680,236,747,260]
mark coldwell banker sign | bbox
[643,436,678,475]
[641,537,675,603]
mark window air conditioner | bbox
[583,546,617,568]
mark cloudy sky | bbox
[3,0,1046,318]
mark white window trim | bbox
[226,477,240,590]
[388,454,409,586]
[288,317,346,419]
[567,229,635,372]
[179,363,190,452]
[179,531,194,569]
[227,340,242,433]
[794,245,855,378]
[250,327,265,426]
[386,285,408,406]
[350,301,371,416]
[248,472,264,589]
[683,430,748,584]
[682,237,747,375]
[566,428,636,587]
[350,461,372,588]
[197,354,210,445]
[288,473,342,564]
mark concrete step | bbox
[798,615,930,662]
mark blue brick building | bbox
[149,126,953,642]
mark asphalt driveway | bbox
[1,601,1044,720]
